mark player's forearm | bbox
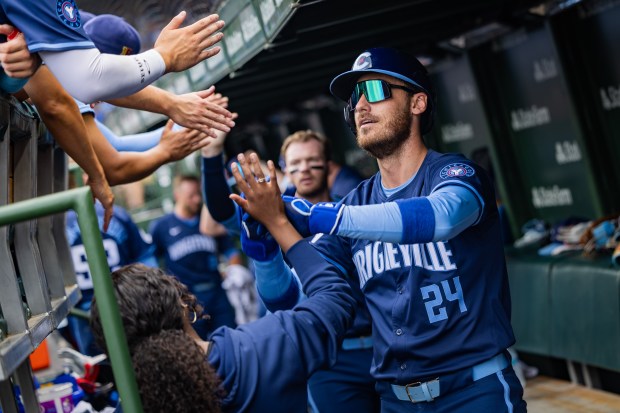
[104,147,170,186]
[40,49,165,103]
[202,154,237,222]
[316,186,481,244]
[253,250,302,312]
[85,116,170,185]
[286,240,355,329]
[106,85,173,115]
[95,119,163,152]
[24,70,106,183]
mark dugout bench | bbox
[507,248,620,388]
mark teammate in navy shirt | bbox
[283,48,526,412]
[66,197,156,355]
[150,174,239,338]
[89,169,356,413]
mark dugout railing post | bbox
[0,187,144,413]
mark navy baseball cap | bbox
[330,47,435,134]
[84,14,141,56]
[330,47,433,101]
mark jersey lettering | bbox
[71,239,121,289]
[168,234,217,261]
[421,276,468,323]
[353,241,457,288]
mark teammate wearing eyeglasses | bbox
[258,130,379,413]
[283,47,526,412]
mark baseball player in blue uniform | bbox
[150,174,239,339]
[201,130,379,413]
[89,170,357,412]
[276,47,526,412]
[66,199,156,355]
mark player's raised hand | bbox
[169,87,235,138]
[201,94,238,157]
[0,25,41,78]
[230,153,302,252]
[155,12,225,73]
[158,120,211,162]
[230,153,284,227]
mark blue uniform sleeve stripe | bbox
[432,180,485,225]
[318,251,348,277]
[29,41,95,52]
[395,197,435,244]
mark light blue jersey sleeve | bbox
[253,249,303,312]
[337,185,481,243]
[95,119,182,152]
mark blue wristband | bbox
[309,202,345,235]
[240,213,278,261]
[282,195,312,237]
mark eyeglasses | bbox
[348,79,418,109]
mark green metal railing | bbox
[0,187,143,413]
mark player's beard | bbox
[356,102,412,159]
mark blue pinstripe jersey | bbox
[0,0,94,53]
[310,150,515,382]
[150,213,237,288]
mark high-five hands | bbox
[229,153,302,253]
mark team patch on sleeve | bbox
[439,163,475,179]
[57,0,82,28]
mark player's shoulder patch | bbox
[56,0,82,28]
[439,163,476,179]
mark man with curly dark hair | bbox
[90,156,356,413]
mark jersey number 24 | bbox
[420,276,468,323]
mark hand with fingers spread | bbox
[169,87,235,137]
[230,153,301,253]
[155,12,225,74]
[0,24,41,79]
[159,120,212,162]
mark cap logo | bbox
[120,46,133,55]
[57,0,81,28]
[353,52,372,70]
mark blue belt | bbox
[342,336,373,350]
[391,352,509,403]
